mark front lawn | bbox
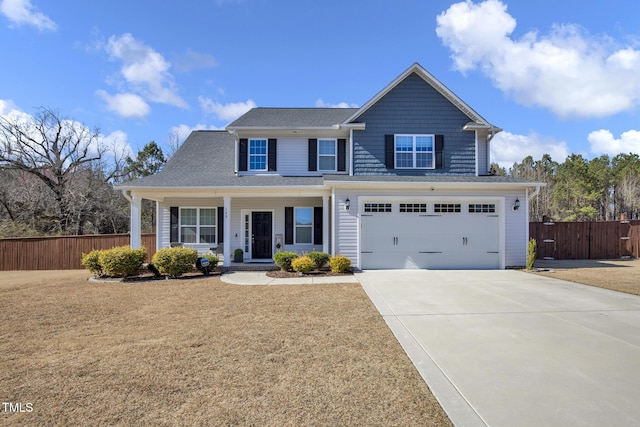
[0,271,451,426]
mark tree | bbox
[612,153,640,219]
[509,154,557,221]
[124,141,166,233]
[489,162,506,176]
[552,154,599,221]
[125,141,165,179]
[0,107,127,234]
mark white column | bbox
[155,201,161,251]
[130,194,142,249]
[323,195,329,253]
[223,196,231,267]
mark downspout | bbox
[121,189,132,203]
[528,184,541,200]
[349,128,354,176]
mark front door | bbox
[252,211,272,259]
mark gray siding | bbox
[352,72,477,176]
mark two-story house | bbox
[119,63,542,269]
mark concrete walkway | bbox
[221,271,359,285]
[357,269,640,427]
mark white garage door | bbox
[360,201,499,269]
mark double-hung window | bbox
[395,135,434,169]
[249,139,267,171]
[180,208,216,244]
[318,139,336,171]
[295,207,313,244]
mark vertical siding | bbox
[352,72,477,176]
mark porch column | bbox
[130,194,142,249]
[223,196,231,267]
[323,195,329,253]
[155,201,161,251]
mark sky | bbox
[1,0,639,169]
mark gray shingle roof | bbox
[119,130,324,188]
[227,108,358,128]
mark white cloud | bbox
[96,130,133,159]
[103,33,188,110]
[436,0,640,118]
[173,50,217,73]
[0,0,56,31]
[96,90,150,118]
[315,98,359,108]
[588,129,640,156]
[198,97,256,122]
[491,131,570,168]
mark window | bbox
[400,203,427,213]
[249,139,267,171]
[180,208,216,244]
[469,204,496,213]
[364,203,392,213]
[318,139,336,171]
[395,135,434,169]
[295,207,313,244]
[434,203,461,213]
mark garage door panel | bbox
[360,201,501,270]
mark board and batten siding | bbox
[352,72,477,176]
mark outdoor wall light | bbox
[345,198,350,211]
[513,198,520,211]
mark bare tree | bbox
[0,107,127,234]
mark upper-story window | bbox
[318,139,337,171]
[249,139,267,171]
[395,135,435,169]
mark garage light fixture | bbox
[513,198,520,211]
[345,198,350,211]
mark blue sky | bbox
[1,0,639,168]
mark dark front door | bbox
[252,211,272,259]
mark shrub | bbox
[292,255,315,273]
[307,251,330,269]
[234,248,244,262]
[98,246,147,278]
[196,254,219,274]
[152,247,198,278]
[526,238,537,271]
[273,251,298,271]
[329,255,351,273]
[81,250,103,277]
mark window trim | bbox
[394,134,435,170]
[294,207,313,244]
[179,207,217,244]
[317,138,337,171]
[248,138,268,171]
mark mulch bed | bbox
[266,269,354,278]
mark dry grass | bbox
[533,258,640,296]
[0,271,451,426]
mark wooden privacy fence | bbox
[0,234,156,271]
[529,221,640,260]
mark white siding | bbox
[504,192,528,267]
[333,190,360,267]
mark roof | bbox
[227,108,358,129]
[323,174,540,185]
[345,63,500,131]
[119,130,324,189]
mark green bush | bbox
[81,250,103,277]
[526,238,537,271]
[98,246,147,278]
[307,251,330,269]
[292,255,315,273]
[152,247,198,278]
[273,251,298,271]
[329,255,351,273]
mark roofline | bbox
[116,184,329,192]
[326,179,545,189]
[344,62,496,127]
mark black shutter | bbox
[268,138,277,171]
[217,206,224,244]
[313,206,323,245]
[337,139,346,172]
[435,135,444,169]
[239,138,248,171]
[385,134,395,169]
[308,139,317,171]
[285,207,294,244]
[170,207,179,243]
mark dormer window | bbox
[318,139,337,171]
[249,139,268,171]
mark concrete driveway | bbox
[357,270,640,427]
